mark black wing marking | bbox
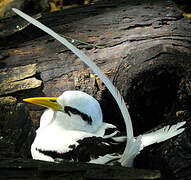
[64,106,92,124]
[103,127,126,142]
[104,127,124,136]
[37,136,125,162]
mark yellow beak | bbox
[23,97,62,111]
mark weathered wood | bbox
[113,36,191,179]
[0,158,161,180]
[0,64,42,95]
[0,0,49,18]
[114,41,191,133]
[0,102,35,159]
[0,0,191,179]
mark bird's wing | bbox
[36,135,125,163]
[141,121,186,149]
[12,8,134,165]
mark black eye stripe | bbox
[64,106,92,124]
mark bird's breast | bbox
[34,127,96,152]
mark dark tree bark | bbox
[0,100,36,159]
[0,0,191,179]
[0,158,161,180]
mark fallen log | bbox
[0,158,161,180]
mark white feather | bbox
[141,121,186,149]
[119,135,142,167]
[12,8,134,165]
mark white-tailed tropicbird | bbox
[24,90,186,166]
[24,90,126,163]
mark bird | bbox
[24,90,126,164]
[24,90,186,166]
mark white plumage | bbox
[29,91,121,163]
[41,91,102,132]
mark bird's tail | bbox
[119,121,186,167]
[119,135,142,167]
[141,121,186,149]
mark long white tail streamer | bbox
[12,8,135,165]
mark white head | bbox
[24,90,103,133]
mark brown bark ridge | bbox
[0,0,191,179]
